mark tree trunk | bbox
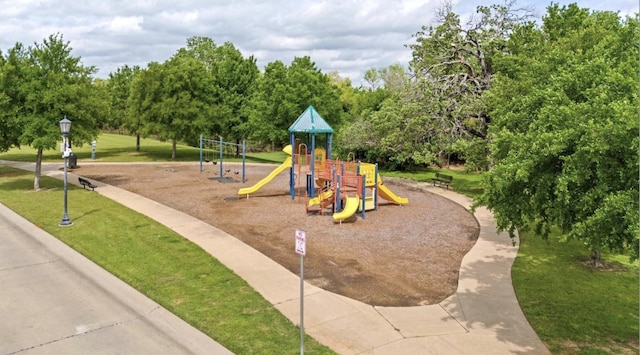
[136,134,140,152]
[172,139,177,159]
[34,147,43,191]
[591,249,602,268]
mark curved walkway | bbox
[3,161,549,354]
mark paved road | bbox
[0,203,232,355]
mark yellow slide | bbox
[308,189,333,208]
[377,183,409,205]
[238,156,292,196]
[333,195,360,222]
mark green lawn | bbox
[0,133,286,164]
[1,135,637,354]
[382,167,638,354]
[380,167,484,197]
[0,166,333,354]
[513,230,638,354]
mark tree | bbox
[408,0,532,169]
[2,34,100,189]
[0,44,26,152]
[336,63,449,169]
[129,51,217,159]
[244,60,290,145]
[475,5,639,262]
[107,65,141,147]
[245,56,342,147]
[287,56,343,128]
[363,67,381,90]
[327,70,357,117]
[185,37,259,144]
[90,78,110,133]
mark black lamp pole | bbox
[59,116,72,226]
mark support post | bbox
[199,134,203,173]
[219,137,223,177]
[241,140,246,183]
[300,254,304,354]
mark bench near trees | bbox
[431,172,453,189]
[78,177,97,191]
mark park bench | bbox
[431,172,453,189]
[78,177,97,191]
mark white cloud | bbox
[0,0,636,86]
[107,16,144,33]
[157,10,199,24]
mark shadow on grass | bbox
[71,208,101,223]
[0,177,34,191]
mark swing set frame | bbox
[199,134,246,183]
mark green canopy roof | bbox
[288,105,334,133]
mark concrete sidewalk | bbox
[0,201,232,354]
[3,160,549,354]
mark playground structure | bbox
[237,105,408,223]
[294,145,409,222]
[199,135,246,183]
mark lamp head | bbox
[59,116,71,136]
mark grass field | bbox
[1,133,637,354]
[0,133,286,164]
[0,166,334,354]
[513,231,638,354]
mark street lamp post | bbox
[59,116,72,226]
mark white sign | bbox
[295,229,306,256]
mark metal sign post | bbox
[295,229,306,355]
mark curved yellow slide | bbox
[377,183,409,205]
[308,189,333,208]
[333,195,360,222]
[238,156,292,196]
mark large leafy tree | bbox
[0,44,25,152]
[185,37,259,143]
[1,34,100,189]
[475,5,639,262]
[130,51,216,159]
[408,0,531,169]
[107,65,141,148]
[91,78,110,130]
[335,65,425,168]
[287,56,343,128]
[244,60,291,145]
[245,56,342,147]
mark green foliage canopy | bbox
[129,52,217,158]
[0,34,101,189]
[405,1,531,169]
[244,56,342,146]
[0,44,24,152]
[185,37,259,142]
[107,64,139,131]
[476,4,639,260]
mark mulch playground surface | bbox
[78,162,479,307]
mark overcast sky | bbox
[1,0,637,87]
